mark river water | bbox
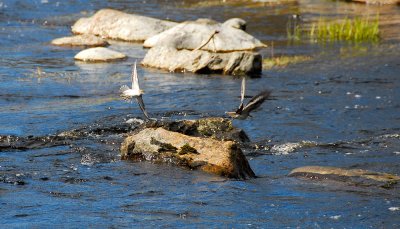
[1,0,400,227]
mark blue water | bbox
[1,0,400,227]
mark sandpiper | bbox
[226,77,270,120]
[120,61,150,120]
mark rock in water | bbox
[120,119,255,179]
[71,9,178,42]
[144,117,250,143]
[289,166,400,189]
[141,46,262,76]
[51,34,109,47]
[143,18,266,52]
[74,47,126,62]
[350,0,399,4]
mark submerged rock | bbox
[0,135,70,151]
[289,166,400,189]
[141,46,262,76]
[74,47,127,62]
[143,18,266,52]
[51,34,109,47]
[71,9,178,42]
[120,127,255,179]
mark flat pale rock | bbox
[120,127,255,179]
[71,9,178,41]
[141,46,262,76]
[74,47,126,62]
[289,166,400,188]
[51,34,109,47]
[351,0,399,4]
[143,18,267,52]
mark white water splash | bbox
[81,154,97,166]
[271,141,316,155]
[389,207,399,211]
[126,118,144,124]
[330,215,341,220]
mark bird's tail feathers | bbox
[120,85,130,93]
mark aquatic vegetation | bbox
[263,55,311,69]
[286,15,302,41]
[181,0,298,8]
[287,15,380,43]
[310,16,380,43]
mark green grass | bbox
[288,15,380,43]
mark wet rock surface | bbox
[120,117,254,179]
[0,135,71,151]
[50,34,109,47]
[120,127,255,179]
[289,166,400,189]
[74,47,127,62]
[143,117,250,143]
[141,46,262,76]
[71,9,178,41]
[143,18,266,52]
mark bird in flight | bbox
[226,77,270,120]
[120,61,150,120]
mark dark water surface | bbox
[1,0,400,227]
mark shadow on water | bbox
[0,0,400,227]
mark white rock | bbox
[51,34,108,47]
[71,9,178,41]
[143,18,267,52]
[74,47,126,62]
[126,118,144,125]
[141,46,262,76]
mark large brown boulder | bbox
[141,46,262,76]
[71,9,178,41]
[120,118,255,179]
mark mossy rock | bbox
[121,127,256,179]
[142,117,249,143]
[179,144,199,155]
[197,117,233,136]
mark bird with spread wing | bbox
[120,62,150,120]
[226,77,270,120]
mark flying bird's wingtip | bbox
[120,85,129,92]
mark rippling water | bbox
[1,0,400,227]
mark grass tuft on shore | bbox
[287,15,380,43]
[310,16,380,42]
